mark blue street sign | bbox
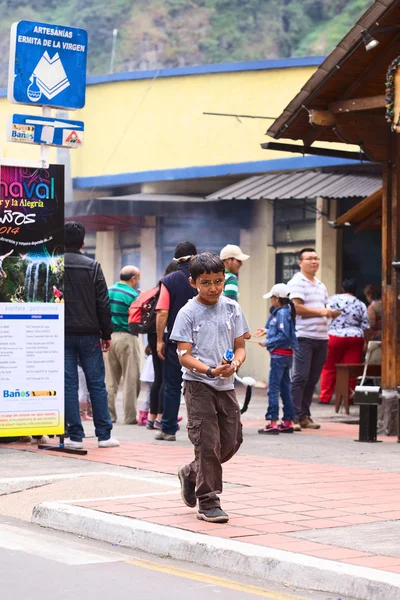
[7,114,84,148]
[8,21,87,110]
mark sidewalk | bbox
[1,392,400,599]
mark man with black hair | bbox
[106,266,141,424]
[155,241,197,441]
[64,221,118,449]
[172,252,249,523]
[287,247,340,430]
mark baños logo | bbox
[3,389,56,397]
[0,178,55,200]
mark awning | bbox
[206,171,382,201]
[334,188,382,231]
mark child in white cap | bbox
[254,283,298,435]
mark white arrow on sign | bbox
[24,118,83,144]
[24,119,82,129]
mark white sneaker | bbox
[98,437,120,448]
[64,439,83,449]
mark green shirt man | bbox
[108,267,140,332]
[219,244,250,303]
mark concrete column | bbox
[140,216,157,290]
[238,199,275,383]
[95,229,120,286]
[315,197,337,296]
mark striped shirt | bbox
[224,270,239,302]
[108,282,138,333]
[287,272,329,340]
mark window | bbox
[274,199,316,246]
[276,253,299,284]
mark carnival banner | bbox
[0,164,64,437]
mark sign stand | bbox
[39,435,88,456]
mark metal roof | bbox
[206,171,382,201]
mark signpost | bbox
[0,20,87,451]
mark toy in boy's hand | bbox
[214,348,236,379]
[221,349,234,364]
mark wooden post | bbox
[381,129,400,437]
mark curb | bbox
[32,501,400,600]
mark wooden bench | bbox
[335,363,382,415]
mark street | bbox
[0,514,349,600]
[0,391,396,600]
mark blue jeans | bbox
[65,335,113,442]
[266,355,295,422]
[161,341,182,435]
[291,338,328,421]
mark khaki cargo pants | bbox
[106,331,141,424]
[182,380,243,510]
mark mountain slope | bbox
[0,0,373,86]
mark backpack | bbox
[128,285,160,335]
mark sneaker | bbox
[299,417,321,430]
[154,419,180,432]
[258,424,279,435]
[278,421,294,433]
[155,431,176,442]
[138,410,149,426]
[146,419,155,430]
[293,420,302,432]
[178,466,196,508]
[98,437,120,448]
[64,439,83,449]
[197,507,229,523]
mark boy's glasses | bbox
[198,279,224,287]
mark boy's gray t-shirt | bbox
[170,295,250,390]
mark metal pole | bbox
[40,106,51,167]
[56,110,73,204]
[109,28,118,74]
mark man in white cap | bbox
[220,244,250,303]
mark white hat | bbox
[220,244,250,262]
[263,283,290,299]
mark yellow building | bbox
[0,56,374,379]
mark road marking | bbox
[125,559,311,599]
[0,524,129,565]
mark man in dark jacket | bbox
[64,221,118,449]
[155,241,197,441]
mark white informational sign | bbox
[0,303,64,437]
[0,163,65,438]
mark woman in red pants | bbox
[320,279,370,404]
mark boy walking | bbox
[171,252,249,523]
